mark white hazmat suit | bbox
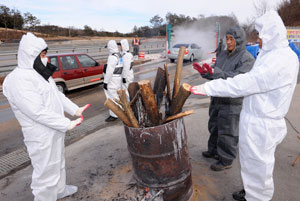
[120,39,134,89]
[104,40,123,118]
[3,33,80,201]
[192,11,299,200]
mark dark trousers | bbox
[133,46,139,56]
[207,98,242,165]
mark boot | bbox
[105,116,118,122]
[232,189,246,201]
[202,151,219,160]
[57,185,78,199]
[210,161,232,171]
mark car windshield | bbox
[173,44,189,48]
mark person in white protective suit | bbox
[190,11,299,201]
[103,40,123,122]
[3,32,90,201]
[120,39,134,90]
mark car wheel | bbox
[190,54,194,63]
[56,83,66,94]
[170,59,175,63]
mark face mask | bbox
[41,57,48,67]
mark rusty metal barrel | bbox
[124,118,193,201]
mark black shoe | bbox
[105,116,118,122]
[210,161,232,171]
[232,189,246,201]
[202,151,219,160]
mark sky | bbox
[1,0,285,33]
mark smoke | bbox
[172,23,217,60]
[171,15,238,60]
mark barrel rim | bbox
[124,117,183,130]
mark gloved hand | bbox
[192,62,207,75]
[103,83,108,90]
[67,117,83,130]
[122,78,126,84]
[75,104,91,117]
[190,84,207,96]
[202,63,214,75]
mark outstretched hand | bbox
[192,62,207,75]
[75,104,91,117]
[202,63,214,75]
[190,85,207,96]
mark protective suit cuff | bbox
[62,118,71,133]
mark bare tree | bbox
[24,12,40,31]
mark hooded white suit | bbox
[3,33,79,201]
[203,11,299,200]
[104,40,123,117]
[120,39,134,89]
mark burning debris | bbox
[104,46,194,128]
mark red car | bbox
[48,53,104,93]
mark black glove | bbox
[103,83,108,90]
[122,78,126,84]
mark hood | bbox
[107,40,119,54]
[255,10,288,52]
[17,32,48,69]
[120,39,130,53]
[226,25,246,52]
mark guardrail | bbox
[0,45,166,73]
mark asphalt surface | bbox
[1,57,300,200]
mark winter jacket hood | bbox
[226,25,246,52]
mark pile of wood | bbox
[104,46,194,128]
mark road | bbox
[0,57,203,157]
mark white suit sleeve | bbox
[57,91,79,116]
[104,55,118,84]
[10,79,71,132]
[204,55,298,98]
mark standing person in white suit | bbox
[103,40,123,122]
[3,32,90,201]
[190,11,299,201]
[120,39,134,90]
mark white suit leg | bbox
[239,113,286,201]
[57,137,66,195]
[25,131,65,201]
[104,88,118,118]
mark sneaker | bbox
[57,185,78,199]
[105,116,118,122]
[232,189,246,201]
[210,161,232,171]
[202,151,219,160]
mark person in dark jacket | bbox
[193,25,255,171]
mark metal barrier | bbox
[0,42,165,73]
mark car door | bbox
[76,54,103,85]
[58,55,84,90]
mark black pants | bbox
[207,98,242,165]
